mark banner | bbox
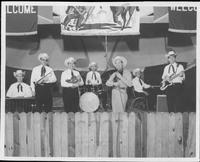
[6,5,38,35]
[168,6,197,33]
[153,7,168,23]
[38,6,53,24]
[54,4,140,36]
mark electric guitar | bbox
[160,60,196,91]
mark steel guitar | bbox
[160,61,196,91]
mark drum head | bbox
[79,92,100,112]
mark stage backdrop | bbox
[6,5,38,35]
[54,4,140,36]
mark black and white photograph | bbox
[1,1,199,161]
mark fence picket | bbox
[81,112,89,157]
[160,113,169,157]
[33,112,41,157]
[88,113,96,157]
[174,113,184,157]
[68,112,75,157]
[19,113,27,156]
[99,112,109,157]
[26,112,34,156]
[119,112,128,157]
[53,112,61,157]
[128,112,136,157]
[13,112,20,156]
[111,112,119,157]
[61,112,68,157]
[147,112,156,157]
[185,113,196,157]
[5,112,14,156]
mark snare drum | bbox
[86,84,105,95]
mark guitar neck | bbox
[170,64,195,81]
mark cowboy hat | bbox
[13,70,25,78]
[165,50,177,58]
[88,62,98,69]
[64,57,76,67]
[132,68,142,76]
[112,56,127,68]
[38,53,49,61]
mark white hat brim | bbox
[112,56,127,68]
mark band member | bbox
[132,68,156,110]
[61,57,84,113]
[132,68,151,97]
[6,70,33,98]
[30,53,57,112]
[85,62,102,85]
[106,56,132,112]
[161,50,185,112]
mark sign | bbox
[168,6,197,33]
[54,4,140,36]
[6,5,38,35]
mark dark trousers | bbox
[63,87,80,113]
[166,83,183,113]
[134,90,156,111]
[35,84,52,112]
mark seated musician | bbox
[132,68,157,110]
[30,53,57,112]
[106,56,132,112]
[61,57,84,113]
[161,50,185,112]
[6,70,33,98]
[85,62,102,86]
[132,68,151,97]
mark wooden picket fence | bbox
[5,111,196,157]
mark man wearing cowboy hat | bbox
[61,57,84,113]
[6,70,33,98]
[162,50,185,112]
[85,62,102,86]
[30,53,57,112]
[106,56,132,112]
[132,68,151,97]
[132,68,157,110]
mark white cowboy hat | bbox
[38,53,49,61]
[165,50,177,58]
[132,68,142,76]
[112,56,127,68]
[88,62,98,69]
[13,70,25,77]
[64,57,76,67]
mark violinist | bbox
[61,57,84,112]
[30,53,57,112]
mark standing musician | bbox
[61,57,84,113]
[106,56,132,112]
[85,62,102,86]
[30,53,57,112]
[161,50,185,112]
[6,70,33,98]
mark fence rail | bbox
[5,111,196,157]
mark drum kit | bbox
[79,84,107,112]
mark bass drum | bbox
[79,92,100,112]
